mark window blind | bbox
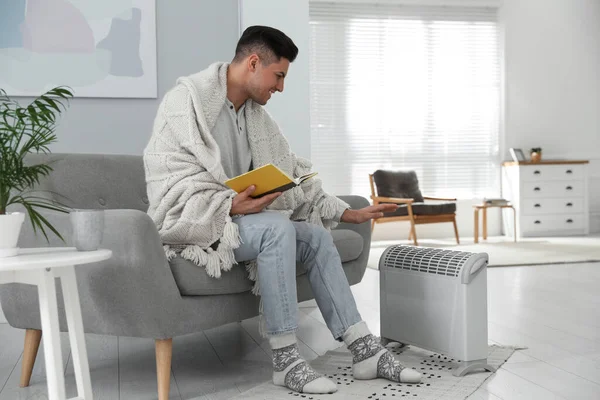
[309,2,500,199]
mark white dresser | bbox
[501,160,590,238]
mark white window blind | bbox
[309,2,500,199]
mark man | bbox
[144,25,421,394]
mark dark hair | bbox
[233,25,298,64]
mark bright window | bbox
[309,2,500,199]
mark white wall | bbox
[500,0,600,233]
[239,0,312,159]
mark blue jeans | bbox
[233,211,362,339]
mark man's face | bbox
[246,55,290,105]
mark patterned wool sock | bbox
[342,321,422,383]
[270,333,337,394]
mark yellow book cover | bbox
[225,164,318,198]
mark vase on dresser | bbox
[501,160,590,238]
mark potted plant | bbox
[530,147,542,163]
[0,87,74,257]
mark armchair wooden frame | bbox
[369,174,460,246]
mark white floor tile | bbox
[479,368,567,400]
[467,387,504,399]
[503,361,600,400]
[505,351,538,364]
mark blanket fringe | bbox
[220,219,242,248]
[173,219,244,279]
[163,245,177,261]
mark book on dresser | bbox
[483,198,510,206]
[501,160,590,238]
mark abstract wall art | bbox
[0,0,157,98]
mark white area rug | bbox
[368,236,600,268]
[233,344,517,399]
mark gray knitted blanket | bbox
[143,62,349,288]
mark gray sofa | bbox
[0,153,372,399]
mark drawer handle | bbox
[534,220,541,224]
[566,169,573,174]
[534,203,541,208]
[566,186,573,190]
[566,219,573,223]
[534,170,541,175]
[534,187,541,191]
[566,202,573,207]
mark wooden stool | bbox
[473,204,516,243]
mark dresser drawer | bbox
[521,198,585,215]
[522,181,584,198]
[521,214,585,233]
[520,164,585,182]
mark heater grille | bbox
[381,246,475,277]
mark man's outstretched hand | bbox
[340,204,399,224]
[230,185,281,216]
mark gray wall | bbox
[47,0,240,155]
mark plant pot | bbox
[0,212,26,257]
[530,152,542,163]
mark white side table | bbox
[0,248,112,400]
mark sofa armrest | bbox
[334,195,372,284]
[17,208,174,285]
[2,208,184,338]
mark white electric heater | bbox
[379,245,496,376]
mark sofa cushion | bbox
[171,228,364,295]
[384,202,456,217]
[373,170,424,203]
[170,257,253,296]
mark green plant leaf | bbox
[0,85,73,240]
[31,208,65,242]
[14,199,66,243]
[7,195,69,213]
[41,96,61,112]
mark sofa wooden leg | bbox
[156,338,173,400]
[20,329,42,387]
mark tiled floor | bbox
[0,253,599,399]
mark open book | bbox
[225,163,318,198]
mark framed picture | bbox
[509,148,526,162]
[0,0,157,98]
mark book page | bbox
[297,172,318,184]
